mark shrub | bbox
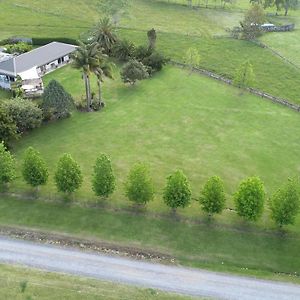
[163,170,191,212]
[120,59,149,85]
[22,147,48,188]
[92,154,116,198]
[134,45,153,61]
[5,42,32,54]
[0,142,15,185]
[124,163,154,206]
[112,39,135,62]
[42,80,74,120]
[234,176,265,221]
[3,98,42,133]
[32,37,78,46]
[269,179,300,228]
[142,51,169,74]
[54,154,83,195]
[0,104,18,147]
[199,176,226,216]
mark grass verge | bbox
[0,264,198,300]
[0,195,300,284]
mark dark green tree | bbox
[199,176,226,217]
[234,176,265,221]
[124,163,154,206]
[163,170,192,213]
[54,154,83,195]
[147,28,157,51]
[0,104,18,147]
[22,147,48,189]
[120,59,149,84]
[0,141,16,186]
[269,179,300,228]
[42,80,74,119]
[92,154,116,198]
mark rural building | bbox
[0,41,77,96]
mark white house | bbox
[0,41,77,96]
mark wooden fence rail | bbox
[170,60,300,112]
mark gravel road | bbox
[0,236,299,299]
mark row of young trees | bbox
[1,142,299,228]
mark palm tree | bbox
[92,17,117,55]
[72,42,102,111]
[93,60,113,104]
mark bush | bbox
[163,170,191,212]
[269,179,300,228]
[54,154,83,195]
[199,176,226,216]
[22,147,49,188]
[5,42,32,54]
[120,60,149,85]
[0,104,18,147]
[42,80,74,120]
[124,163,154,206]
[0,142,16,186]
[234,176,265,221]
[92,154,116,198]
[3,98,42,133]
[112,39,135,62]
[32,37,78,46]
[142,51,168,74]
[134,45,153,61]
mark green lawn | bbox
[1,196,300,282]
[10,66,300,227]
[0,0,300,104]
[0,264,197,300]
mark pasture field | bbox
[0,0,300,104]
[10,66,300,226]
[0,264,196,299]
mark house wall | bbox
[37,54,71,76]
[0,74,12,89]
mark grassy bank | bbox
[0,196,300,282]
[0,264,197,300]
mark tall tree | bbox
[124,163,154,207]
[92,154,116,198]
[147,28,157,51]
[234,177,265,221]
[22,147,48,189]
[92,18,117,54]
[0,104,18,147]
[240,4,266,39]
[55,154,83,195]
[269,179,300,228]
[93,59,114,104]
[199,176,226,217]
[0,142,15,186]
[163,170,192,214]
[233,60,255,88]
[72,42,102,111]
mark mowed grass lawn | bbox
[0,264,197,300]
[0,0,300,104]
[10,66,300,225]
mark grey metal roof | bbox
[0,42,77,77]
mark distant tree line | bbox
[1,142,299,229]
